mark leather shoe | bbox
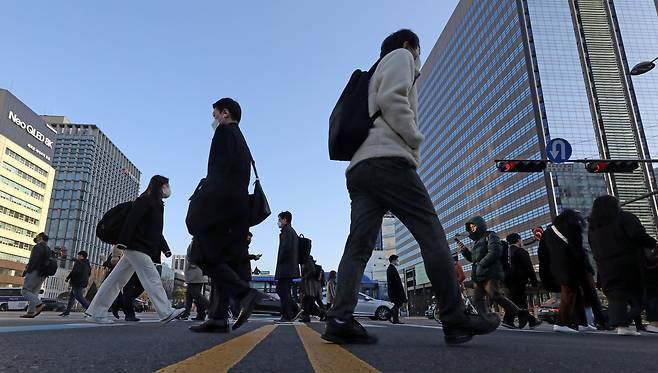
[321,317,378,344]
[125,316,140,322]
[189,319,230,333]
[233,289,266,331]
[442,313,500,345]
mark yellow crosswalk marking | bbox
[295,325,382,373]
[156,325,277,373]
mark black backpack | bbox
[42,251,58,276]
[298,234,312,265]
[96,202,133,244]
[328,59,382,161]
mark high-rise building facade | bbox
[396,0,658,313]
[0,90,57,288]
[172,255,186,275]
[42,119,140,298]
[365,214,397,284]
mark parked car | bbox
[0,287,43,311]
[538,299,560,325]
[132,299,149,313]
[322,292,393,321]
[41,298,66,312]
[254,293,282,316]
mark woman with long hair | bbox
[85,175,184,324]
[588,195,656,336]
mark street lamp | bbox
[631,57,657,76]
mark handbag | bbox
[249,160,271,227]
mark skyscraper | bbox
[42,118,140,298]
[0,90,56,288]
[396,0,658,313]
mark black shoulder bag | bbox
[249,160,271,227]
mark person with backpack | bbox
[20,233,52,318]
[275,211,300,323]
[503,234,542,329]
[323,29,500,346]
[456,217,528,329]
[85,175,184,324]
[186,98,265,333]
[59,251,92,316]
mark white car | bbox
[325,292,394,321]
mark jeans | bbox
[87,250,174,320]
[21,271,46,312]
[277,278,295,320]
[473,279,520,316]
[327,158,464,323]
[185,283,209,316]
[64,286,90,313]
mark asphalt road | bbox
[1,311,657,373]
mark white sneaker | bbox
[161,308,185,324]
[553,325,578,333]
[85,316,114,324]
[645,325,658,334]
[578,324,597,332]
[617,327,641,336]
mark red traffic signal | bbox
[585,161,638,173]
[532,227,544,241]
[497,160,547,173]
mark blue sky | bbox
[1,0,458,272]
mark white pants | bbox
[87,250,174,320]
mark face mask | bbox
[414,56,422,70]
[161,185,172,199]
[211,119,220,131]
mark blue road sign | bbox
[546,138,572,164]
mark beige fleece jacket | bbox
[347,48,423,172]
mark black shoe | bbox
[189,319,230,333]
[177,310,191,320]
[501,320,517,329]
[59,312,70,317]
[321,317,378,344]
[299,316,312,323]
[528,318,543,329]
[125,316,140,322]
[517,310,529,329]
[596,323,614,331]
[111,308,120,320]
[275,317,294,324]
[391,319,404,325]
[232,289,265,331]
[192,314,206,321]
[442,313,501,345]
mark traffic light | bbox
[532,226,544,241]
[496,160,547,172]
[584,160,639,173]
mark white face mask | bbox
[414,56,422,70]
[211,119,220,131]
[161,185,172,199]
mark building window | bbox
[4,148,49,177]
[0,175,44,201]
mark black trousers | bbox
[185,283,209,316]
[122,274,144,318]
[207,260,251,320]
[391,302,403,322]
[277,278,295,320]
[608,295,643,327]
[582,274,607,326]
[327,158,464,323]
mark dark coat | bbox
[117,194,170,262]
[588,211,656,299]
[25,242,50,276]
[538,224,589,291]
[301,259,321,297]
[508,245,538,292]
[387,264,406,304]
[275,224,300,279]
[461,216,504,282]
[67,259,91,288]
[187,123,252,236]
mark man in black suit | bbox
[504,233,542,329]
[187,98,263,333]
[387,255,407,324]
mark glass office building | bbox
[0,90,56,288]
[396,0,658,313]
[42,119,140,297]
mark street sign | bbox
[546,163,574,173]
[546,138,572,163]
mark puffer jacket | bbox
[461,216,504,282]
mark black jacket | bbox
[538,224,589,291]
[67,259,91,288]
[508,245,537,291]
[387,264,406,304]
[461,216,505,282]
[118,194,170,262]
[275,224,300,279]
[25,242,50,276]
[187,123,252,236]
[588,211,656,299]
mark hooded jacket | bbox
[460,216,504,282]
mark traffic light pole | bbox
[620,190,658,207]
